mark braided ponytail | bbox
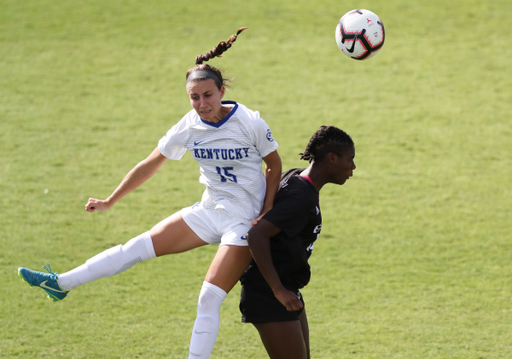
[194,27,248,65]
[186,27,248,90]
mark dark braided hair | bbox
[300,126,354,163]
[186,27,248,90]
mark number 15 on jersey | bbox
[216,166,237,183]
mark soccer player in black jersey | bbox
[240,126,356,359]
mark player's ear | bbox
[326,152,338,163]
[220,86,226,99]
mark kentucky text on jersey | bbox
[193,148,250,160]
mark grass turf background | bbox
[1,0,511,357]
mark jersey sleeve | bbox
[250,117,279,158]
[157,117,190,160]
[263,184,313,238]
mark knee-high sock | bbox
[57,232,156,291]
[188,281,227,359]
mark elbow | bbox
[246,228,261,249]
[246,231,254,247]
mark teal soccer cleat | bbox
[18,261,69,302]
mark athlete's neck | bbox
[300,166,324,192]
[301,175,314,185]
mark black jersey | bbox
[241,168,321,290]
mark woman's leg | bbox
[204,244,252,292]
[298,310,311,359]
[57,211,207,291]
[253,310,309,359]
[150,211,209,256]
[188,244,253,358]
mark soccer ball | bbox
[335,9,385,60]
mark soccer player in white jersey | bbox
[18,28,282,359]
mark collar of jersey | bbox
[200,101,238,128]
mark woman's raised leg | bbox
[150,211,208,256]
[56,211,207,291]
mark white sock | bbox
[188,281,227,358]
[58,232,156,291]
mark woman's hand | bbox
[252,203,275,225]
[274,287,304,312]
[85,198,113,212]
[251,212,266,225]
[84,147,168,213]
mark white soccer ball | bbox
[335,9,385,60]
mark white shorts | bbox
[181,202,251,247]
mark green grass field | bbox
[2,0,511,357]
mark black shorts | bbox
[240,283,305,324]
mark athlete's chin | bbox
[335,178,347,185]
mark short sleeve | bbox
[263,187,313,238]
[158,117,190,160]
[251,117,279,158]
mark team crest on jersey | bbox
[266,129,274,142]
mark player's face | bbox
[331,147,356,185]
[186,79,225,122]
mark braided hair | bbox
[300,126,354,163]
[186,27,248,90]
